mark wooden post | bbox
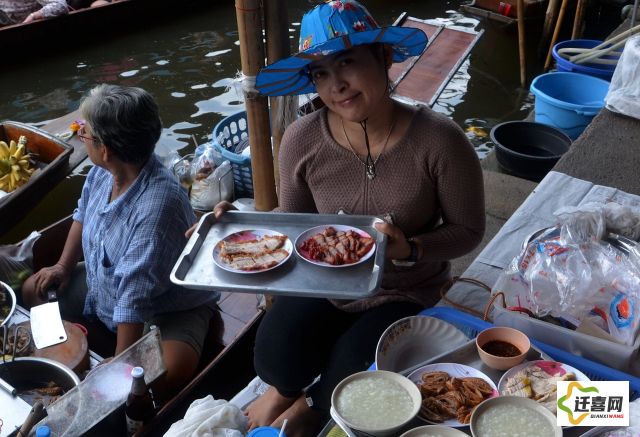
[263,0,291,193]
[539,0,560,59]
[517,0,526,87]
[572,0,586,39]
[544,0,570,70]
[235,0,278,211]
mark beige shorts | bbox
[61,262,214,357]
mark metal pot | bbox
[0,281,17,328]
[0,357,80,396]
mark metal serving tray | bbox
[170,211,387,299]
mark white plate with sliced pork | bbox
[295,225,376,268]
[213,229,293,273]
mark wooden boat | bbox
[14,214,263,435]
[0,0,209,61]
[0,121,74,235]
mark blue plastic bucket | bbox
[552,39,620,81]
[530,72,610,140]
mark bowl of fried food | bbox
[476,326,530,371]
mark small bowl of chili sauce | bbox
[476,327,530,370]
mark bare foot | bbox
[245,386,298,430]
[271,395,324,437]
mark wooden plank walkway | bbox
[389,16,483,107]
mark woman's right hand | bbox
[31,263,70,300]
[185,201,238,238]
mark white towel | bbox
[163,395,248,437]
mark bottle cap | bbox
[36,425,51,437]
[131,366,144,378]
[247,426,285,437]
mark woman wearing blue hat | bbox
[241,1,486,434]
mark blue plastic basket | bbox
[420,307,640,400]
[212,110,253,198]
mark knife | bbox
[30,289,67,349]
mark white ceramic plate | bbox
[498,360,591,416]
[375,316,468,373]
[294,224,376,268]
[212,229,293,274]
[408,363,499,427]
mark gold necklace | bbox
[341,116,396,180]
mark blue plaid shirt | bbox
[73,155,218,331]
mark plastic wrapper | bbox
[605,35,640,120]
[190,159,233,211]
[493,206,640,346]
[0,231,40,294]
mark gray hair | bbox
[79,84,162,165]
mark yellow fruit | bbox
[9,140,16,155]
[0,141,9,159]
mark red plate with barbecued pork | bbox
[295,225,376,268]
[212,229,293,273]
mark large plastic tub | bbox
[530,72,610,140]
[552,39,619,81]
[492,303,640,376]
[490,121,571,182]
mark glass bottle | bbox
[125,366,155,436]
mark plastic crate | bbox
[420,307,640,400]
[212,110,253,198]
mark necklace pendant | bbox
[366,165,375,180]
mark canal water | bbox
[0,0,534,242]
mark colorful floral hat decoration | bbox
[255,0,428,96]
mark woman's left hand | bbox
[374,221,411,260]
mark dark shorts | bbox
[60,263,213,357]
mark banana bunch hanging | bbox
[0,136,34,193]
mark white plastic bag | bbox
[492,206,640,346]
[0,230,40,293]
[606,35,640,120]
[190,160,233,211]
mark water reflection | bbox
[0,0,536,241]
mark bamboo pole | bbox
[572,0,585,39]
[263,0,290,194]
[235,0,278,211]
[544,0,570,70]
[539,0,560,58]
[517,0,526,87]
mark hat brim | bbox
[255,26,427,97]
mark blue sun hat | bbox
[255,0,428,96]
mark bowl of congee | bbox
[470,396,562,437]
[476,326,530,370]
[331,370,421,436]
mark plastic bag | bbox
[605,35,640,120]
[0,231,40,293]
[190,160,233,211]
[493,206,640,346]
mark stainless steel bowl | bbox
[0,357,80,399]
[523,226,639,256]
[0,281,17,328]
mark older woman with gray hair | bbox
[22,84,218,402]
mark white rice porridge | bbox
[475,404,556,437]
[336,377,414,429]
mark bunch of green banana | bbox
[0,135,34,193]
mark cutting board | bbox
[23,321,89,374]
